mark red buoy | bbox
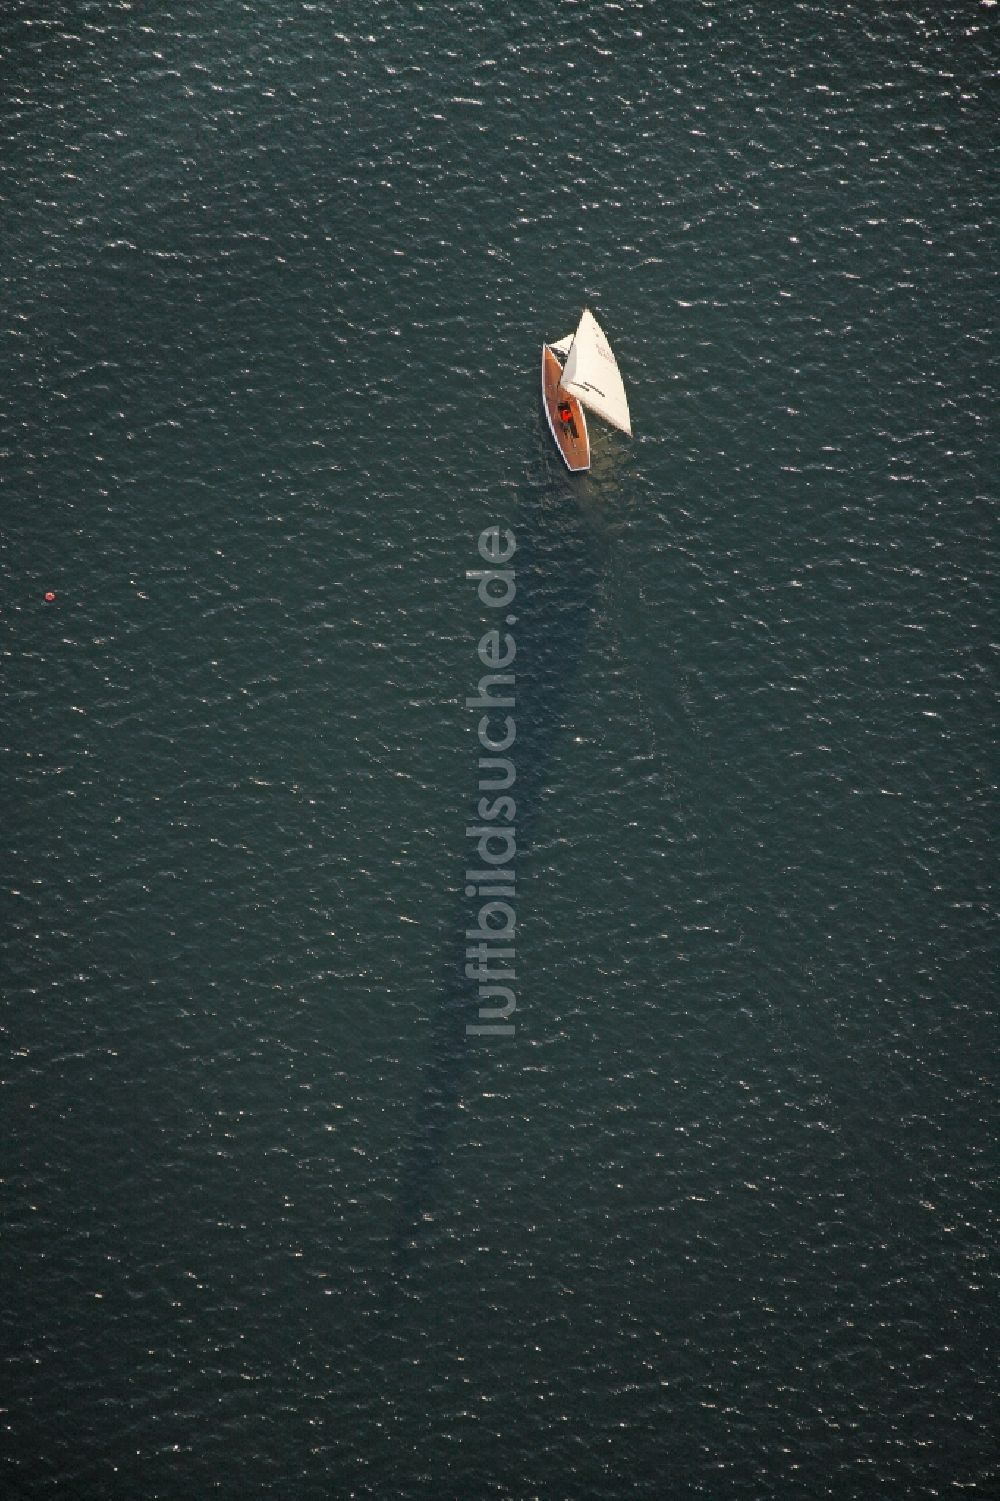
[44,591,56,602]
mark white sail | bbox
[560,308,632,436]
[548,332,574,359]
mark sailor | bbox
[558,402,572,425]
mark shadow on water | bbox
[387,459,610,1293]
[383,441,742,1310]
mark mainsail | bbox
[560,308,632,436]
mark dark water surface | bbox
[3,3,996,1496]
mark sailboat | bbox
[541,307,632,472]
